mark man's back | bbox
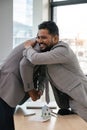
[0,43,25,107]
[1,43,24,75]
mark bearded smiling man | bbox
[23,21,87,122]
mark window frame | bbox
[49,0,87,74]
[50,0,87,20]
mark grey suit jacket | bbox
[25,41,87,115]
[0,43,45,107]
[0,43,25,107]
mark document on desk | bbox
[23,110,36,116]
[29,105,52,122]
[30,115,51,122]
[15,105,36,116]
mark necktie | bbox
[45,79,50,104]
[33,65,50,104]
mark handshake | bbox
[28,89,43,101]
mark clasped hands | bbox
[28,89,43,101]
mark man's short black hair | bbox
[38,21,59,36]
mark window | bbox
[51,1,87,74]
[13,0,33,48]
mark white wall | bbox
[0,0,50,64]
[0,0,13,64]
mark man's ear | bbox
[53,35,59,44]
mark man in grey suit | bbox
[24,21,87,122]
[0,42,46,130]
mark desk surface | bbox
[14,107,87,130]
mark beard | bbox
[39,42,53,52]
[41,45,53,52]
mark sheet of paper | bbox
[30,115,51,122]
[15,105,36,116]
[23,110,36,116]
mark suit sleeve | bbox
[24,45,69,65]
[20,56,35,92]
[20,56,45,93]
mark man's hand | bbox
[28,89,40,101]
[24,39,37,48]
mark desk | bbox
[14,108,87,130]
